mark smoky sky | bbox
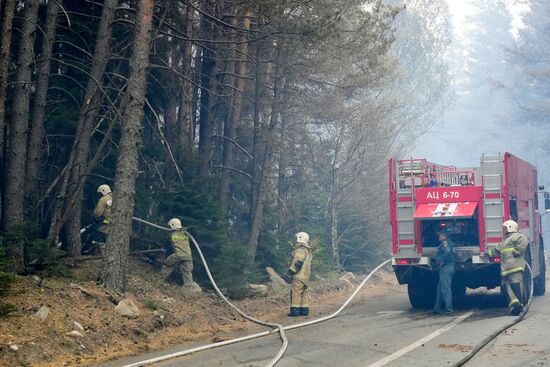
[409,0,550,231]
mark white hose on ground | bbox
[124,216,392,367]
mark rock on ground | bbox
[266,267,290,292]
[66,331,83,338]
[34,306,50,321]
[247,284,268,297]
[73,321,84,331]
[115,299,140,318]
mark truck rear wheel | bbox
[533,245,546,296]
[407,281,436,309]
[452,281,467,305]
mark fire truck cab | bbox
[389,152,546,308]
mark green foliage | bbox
[0,303,17,318]
[131,173,254,297]
[0,271,17,319]
[0,223,68,276]
[144,299,159,310]
[0,271,16,297]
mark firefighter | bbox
[161,218,200,291]
[89,184,113,251]
[433,230,456,314]
[287,231,312,317]
[487,220,528,315]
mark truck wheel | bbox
[533,246,546,296]
[407,281,436,309]
[452,281,467,305]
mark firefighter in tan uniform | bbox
[90,184,113,249]
[487,220,529,315]
[161,218,200,292]
[288,232,312,316]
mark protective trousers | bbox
[290,279,309,315]
[161,254,193,285]
[503,271,524,314]
[434,264,455,313]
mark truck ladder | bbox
[481,154,505,247]
[395,159,419,255]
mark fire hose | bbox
[86,216,533,366]
[451,262,534,367]
[123,216,392,367]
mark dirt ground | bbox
[0,259,396,367]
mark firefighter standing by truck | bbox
[487,220,528,315]
[287,232,312,317]
[433,230,456,315]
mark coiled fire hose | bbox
[451,262,534,367]
[126,216,392,367]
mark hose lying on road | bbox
[451,263,534,367]
[123,216,392,367]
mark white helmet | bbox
[502,219,518,233]
[296,232,310,246]
[97,184,112,196]
[168,218,182,230]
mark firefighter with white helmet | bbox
[89,184,113,250]
[487,219,529,315]
[287,231,313,316]
[161,218,199,291]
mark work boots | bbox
[288,307,300,316]
[510,283,524,315]
[299,307,309,316]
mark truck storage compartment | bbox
[420,218,480,248]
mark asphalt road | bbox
[99,271,550,367]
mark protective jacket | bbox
[487,232,528,276]
[93,193,112,233]
[289,245,312,286]
[170,230,192,260]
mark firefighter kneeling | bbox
[287,232,312,317]
[487,220,529,315]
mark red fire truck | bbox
[389,152,546,308]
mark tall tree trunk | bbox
[197,0,223,177]
[0,0,15,172]
[101,0,154,294]
[176,3,195,158]
[219,8,251,214]
[247,127,274,263]
[3,0,40,231]
[48,0,117,255]
[0,0,15,227]
[247,62,279,263]
[250,42,264,215]
[330,183,340,267]
[277,112,288,231]
[25,0,60,218]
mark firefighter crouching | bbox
[161,218,201,293]
[487,220,528,315]
[90,184,113,250]
[433,230,456,315]
[287,231,312,317]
